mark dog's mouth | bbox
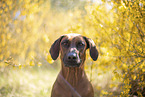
[63,60,82,67]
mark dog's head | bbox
[49,33,99,67]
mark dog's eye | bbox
[77,42,85,47]
[63,42,68,45]
[61,41,69,47]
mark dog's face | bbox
[50,33,98,67]
[60,34,87,67]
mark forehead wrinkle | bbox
[61,34,86,46]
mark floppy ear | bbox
[83,37,99,61]
[49,36,64,60]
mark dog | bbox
[49,33,99,97]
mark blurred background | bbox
[0,0,144,97]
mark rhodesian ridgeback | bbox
[50,33,99,97]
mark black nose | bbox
[67,52,77,60]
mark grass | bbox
[0,66,59,97]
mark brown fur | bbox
[50,33,98,97]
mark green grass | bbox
[0,66,59,97]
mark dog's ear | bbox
[83,37,99,61]
[49,36,64,60]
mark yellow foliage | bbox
[30,60,35,66]
[101,90,108,95]
[46,54,54,64]
[0,0,144,96]
[43,34,49,43]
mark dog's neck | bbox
[61,63,86,87]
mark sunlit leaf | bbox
[46,55,54,64]
[30,60,35,66]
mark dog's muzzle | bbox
[63,52,81,67]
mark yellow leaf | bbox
[0,10,3,14]
[6,1,12,6]
[122,64,128,69]
[2,40,6,46]
[0,54,3,60]
[43,34,49,43]
[112,76,116,81]
[96,86,101,90]
[2,4,6,8]
[30,60,35,66]
[98,72,102,76]
[133,75,136,80]
[4,7,8,12]
[143,68,145,72]
[7,33,11,39]
[21,10,27,15]
[19,64,22,69]
[47,55,54,64]
[101,90,108,95]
